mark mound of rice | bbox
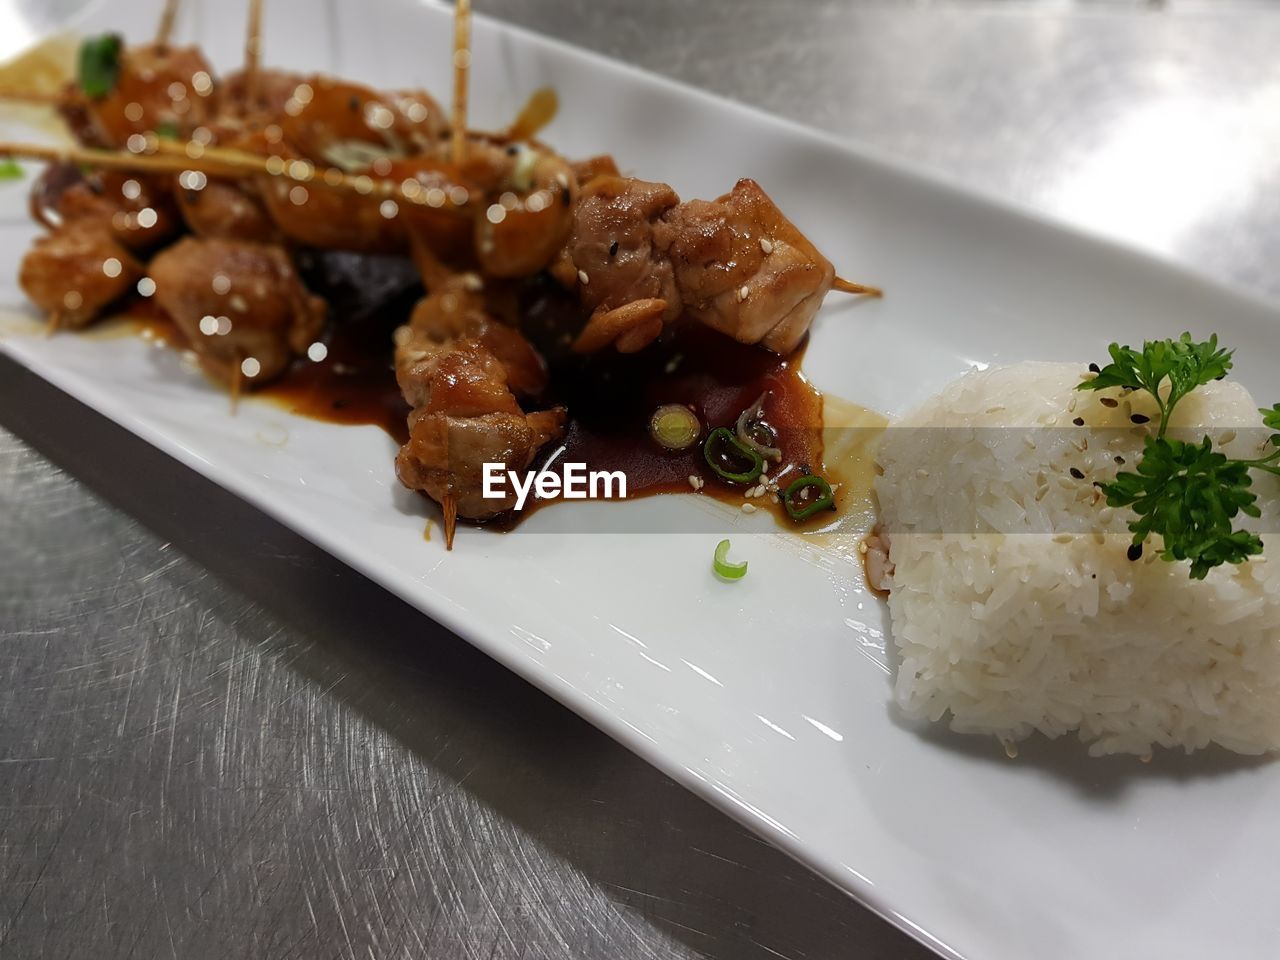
[873,361,1280,757]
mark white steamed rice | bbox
[873,361,1280,757]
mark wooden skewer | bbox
[155,0,181,48]
[245,0,265,108]
[442,493,458,550]
[0,140,245,178]
[833,276,882,297]
[450,0,472,167]
[0,87,67,107]
[0,139,477,214]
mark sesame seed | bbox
[1127,543,1143,562]
[759,238,773,254]
[738,285,749,302]
[578,270,590,285]
[687,475,700,491]
[1069,467,1085,480]
[1099,397,1118,408]
[1130,413,1150,424]
[609,240,619,258]
[741,502,757,514]
[1072,417,1085,426]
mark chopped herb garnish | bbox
[1079,333,1280,579]
[782,474,835,521]
[0,158,23,181]
[712,539,748,581]
[703,427,763,484]
[78,34,124,99]
[154,120,181,140]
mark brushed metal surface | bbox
[3,2,1278,958]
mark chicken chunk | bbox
[19,220,142,328]
[148,237,325,385]
[86,43,220,147]
[396,400,566,519]
[556,176,838,355]
[553,175,681,351]
[395,333,564,519]
[395,288,548,407]
[654,178,834,355]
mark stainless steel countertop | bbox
[3,2,1278,957]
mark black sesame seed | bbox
[562,189,571,207]
[1088,362,1101,373]
[1114,455,1125,465]
[1100,397,1118,408]
[506,145,519,156]
[1130,413,1150,424]
[1091,573,1097,579]
[348,96,360,112]
[608,240,619,258]
[1072,416,1085,426]
[1127,542,1143,562]
[1069,467,1085,480]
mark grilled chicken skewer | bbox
[393,244,566,548]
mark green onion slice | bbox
[703,427,763,484]
[0,159,23,181]
[782,474,835,521]
[713,538,748,581]
[649,403,701,451]
[78,34,123,99]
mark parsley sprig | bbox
[1077,333,1280,579]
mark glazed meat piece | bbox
[569,154,621,187]
[85,43,219,147]
[255,135,408,253]
[654,178,835,355]
[473,145,578,279]
[174,175,279,243]
[19,220,142,328]
[395,286,548,407]
[280,76,446,169]
[557,176,838,356]
[553,175,681,352]
[148,237,325,384]
[97,172,182,253]
[173,129,279,243]
[219,67,307,120]
[393,270,564,523]
[30,166,180,252]
[396,389,566,519]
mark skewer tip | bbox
[832,276,883,298]
[442,493,458,550]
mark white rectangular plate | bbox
[3,2,1280,958]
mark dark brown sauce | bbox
[510,280,826,527]
[259,250,417,443]
[259,312,411,443]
